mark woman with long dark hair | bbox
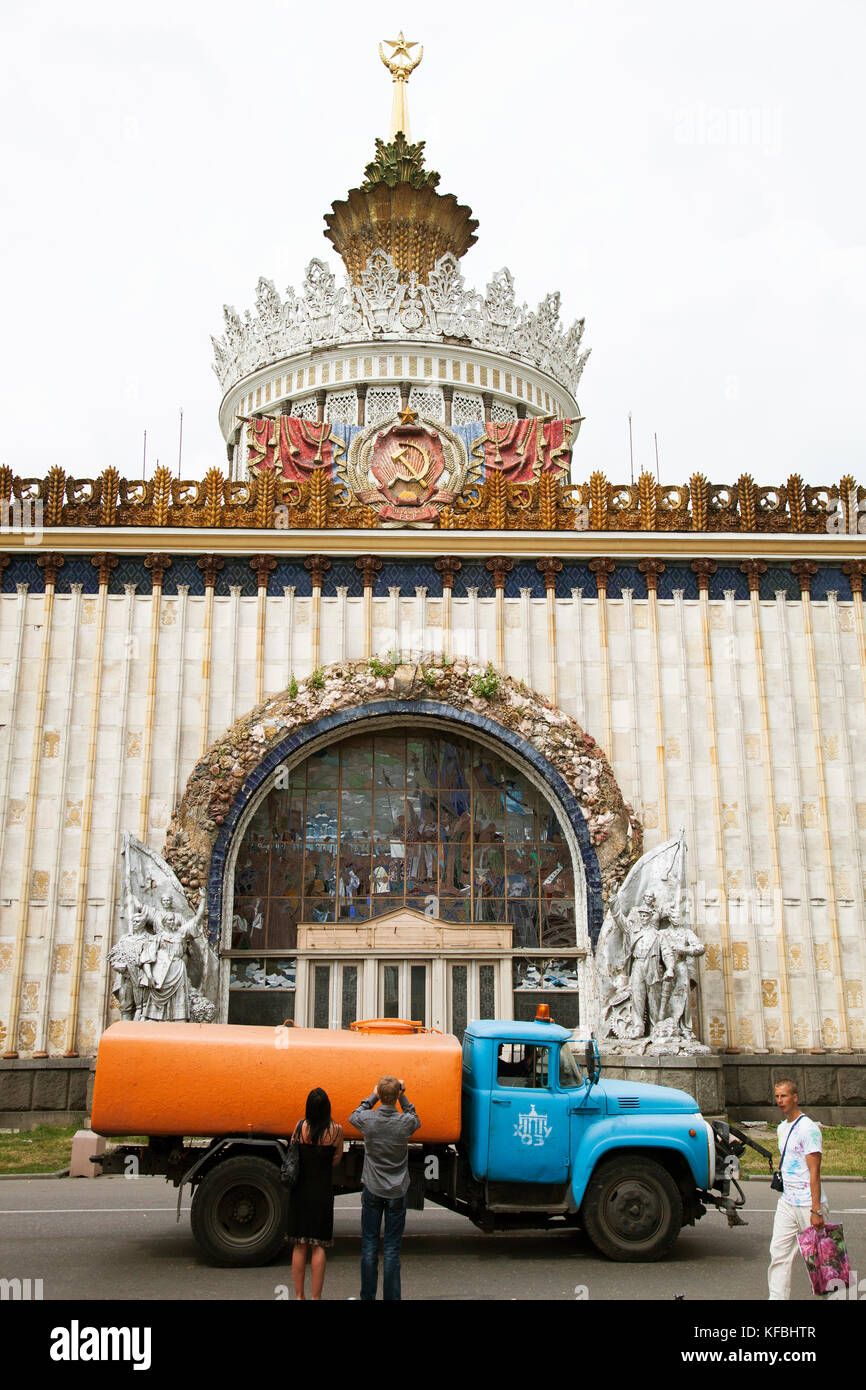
[288,1087,343,1300]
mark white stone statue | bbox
[595,829,708,1055]
[108,834,218,1023]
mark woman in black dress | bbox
[289,1088,343,1300]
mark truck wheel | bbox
[581,1156,683,1262]
[190,1155,288,1267]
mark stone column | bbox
[94,581,140,1045]
[482,392,494,424]
[0,574,28,889]
[537,558,562,706]
[589,558,615,758]
[3,554,63,1056]
[414,587,427,662]
[197,555,224,756]
[284,585,296,687]
[356,555,383,658]
[843,561,866,713]
[305,555,330,672]
[691,557,739,1052]
[315,389,327,424]
[485,557,514,671]
[65,552,117,1057]
[32,583,84,1056]
[441,385,454,428]
[639,559,668,838]
[825,584,866,1048]
[774,584,823,1049]
[791,558,850,1049]
[138,554,171,843]
[740,559,793,1049]
[570,588,586,726]
[337,586,349,661]
[356,384,368,427]
[389,586,402,658]
[435,557,461,659]
[519,588,533,686]
[250,554,277,703]
[399,381,411,413]
[723,583,766,1051]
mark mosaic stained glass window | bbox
[230,730,577,948]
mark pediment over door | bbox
[297,908,511,952]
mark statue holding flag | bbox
[595,830,707,1054]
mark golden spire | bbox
[379,31,423,140]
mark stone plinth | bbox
[724,1053,866,1127]
[0,1058,94,1130]
[600,1052,725,1115]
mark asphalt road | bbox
[2,1176,864,1301]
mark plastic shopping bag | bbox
[797,1223,850,1296]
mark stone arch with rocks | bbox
[162,658,643,946]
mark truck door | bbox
[487,1042,570,1183]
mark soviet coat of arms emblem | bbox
[340,409,476,527]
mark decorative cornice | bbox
[4,465,860,538]
[212,250,588,401]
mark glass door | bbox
[378,960,430,1026]
[309,960,362,1029]
[447,961,498,1039]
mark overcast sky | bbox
[2,0,864,488]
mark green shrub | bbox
[469,663,500,699]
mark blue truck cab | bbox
[445,1016,753,1261]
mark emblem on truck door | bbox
[514,1104,552,1147]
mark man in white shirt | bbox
[767,1078,829,1300]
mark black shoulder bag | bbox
[770,1114,803,1192]
[280,1121,302,1188]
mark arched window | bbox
[226,727,583,1031]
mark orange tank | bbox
[90,1021,463,1143]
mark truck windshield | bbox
[558,1044,585,1088]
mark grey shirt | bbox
[348,1091,421,1199]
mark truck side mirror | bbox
[583,1038,601,1086]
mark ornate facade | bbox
[1,41,865,1066]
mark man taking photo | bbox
[767,1077,829,1300]
[349,1075,421,1301]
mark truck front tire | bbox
[190,1155,289,1267]
[581,1156,683,1262]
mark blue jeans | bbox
[360,1188,408,1301]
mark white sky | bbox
[1,0,864,487]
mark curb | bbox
[741,1173,865,1183]
[0,1167,70,1180]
